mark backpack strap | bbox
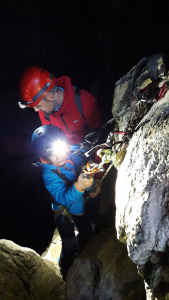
[51,168,72,185]
[75,88,89,132]
[75,88,84,119]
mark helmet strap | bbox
[41,86,60,112]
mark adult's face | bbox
[33,99,55,114]
[33,92,55,113]
[33,90,63,113]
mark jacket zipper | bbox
[61,113,68,131]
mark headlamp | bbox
[18,101,32,108]
[47,140,68,156]
[18,101,27,109]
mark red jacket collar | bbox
[54,76,75,115]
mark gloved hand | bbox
[76,173,94,191]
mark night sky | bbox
[1,0,169,254]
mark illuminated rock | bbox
[113,55,169,299]
[0,240,65,300]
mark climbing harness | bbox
[82,131,128,198]
[54,205,73,221]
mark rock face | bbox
[66,229,144,300]
[113,55,169,299]
[0,240,65,300]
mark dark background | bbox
[1,0,169,254]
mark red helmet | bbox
[19,67,56,107]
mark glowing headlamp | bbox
[47,140,68,156]
[18,102,27,109]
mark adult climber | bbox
[19,66,102,151]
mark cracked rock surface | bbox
[114,88,169,298]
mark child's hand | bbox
[76,173,94,191]
[89,179,101,198]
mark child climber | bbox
[31,124,100,280]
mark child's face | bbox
[48,151,68,166]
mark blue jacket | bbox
[41,153,93,215]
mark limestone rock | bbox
[112,53,166,119]
[0,239,65,300]
[66,229,144,300]
[114,82,169,298]
[115,92,169,258]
